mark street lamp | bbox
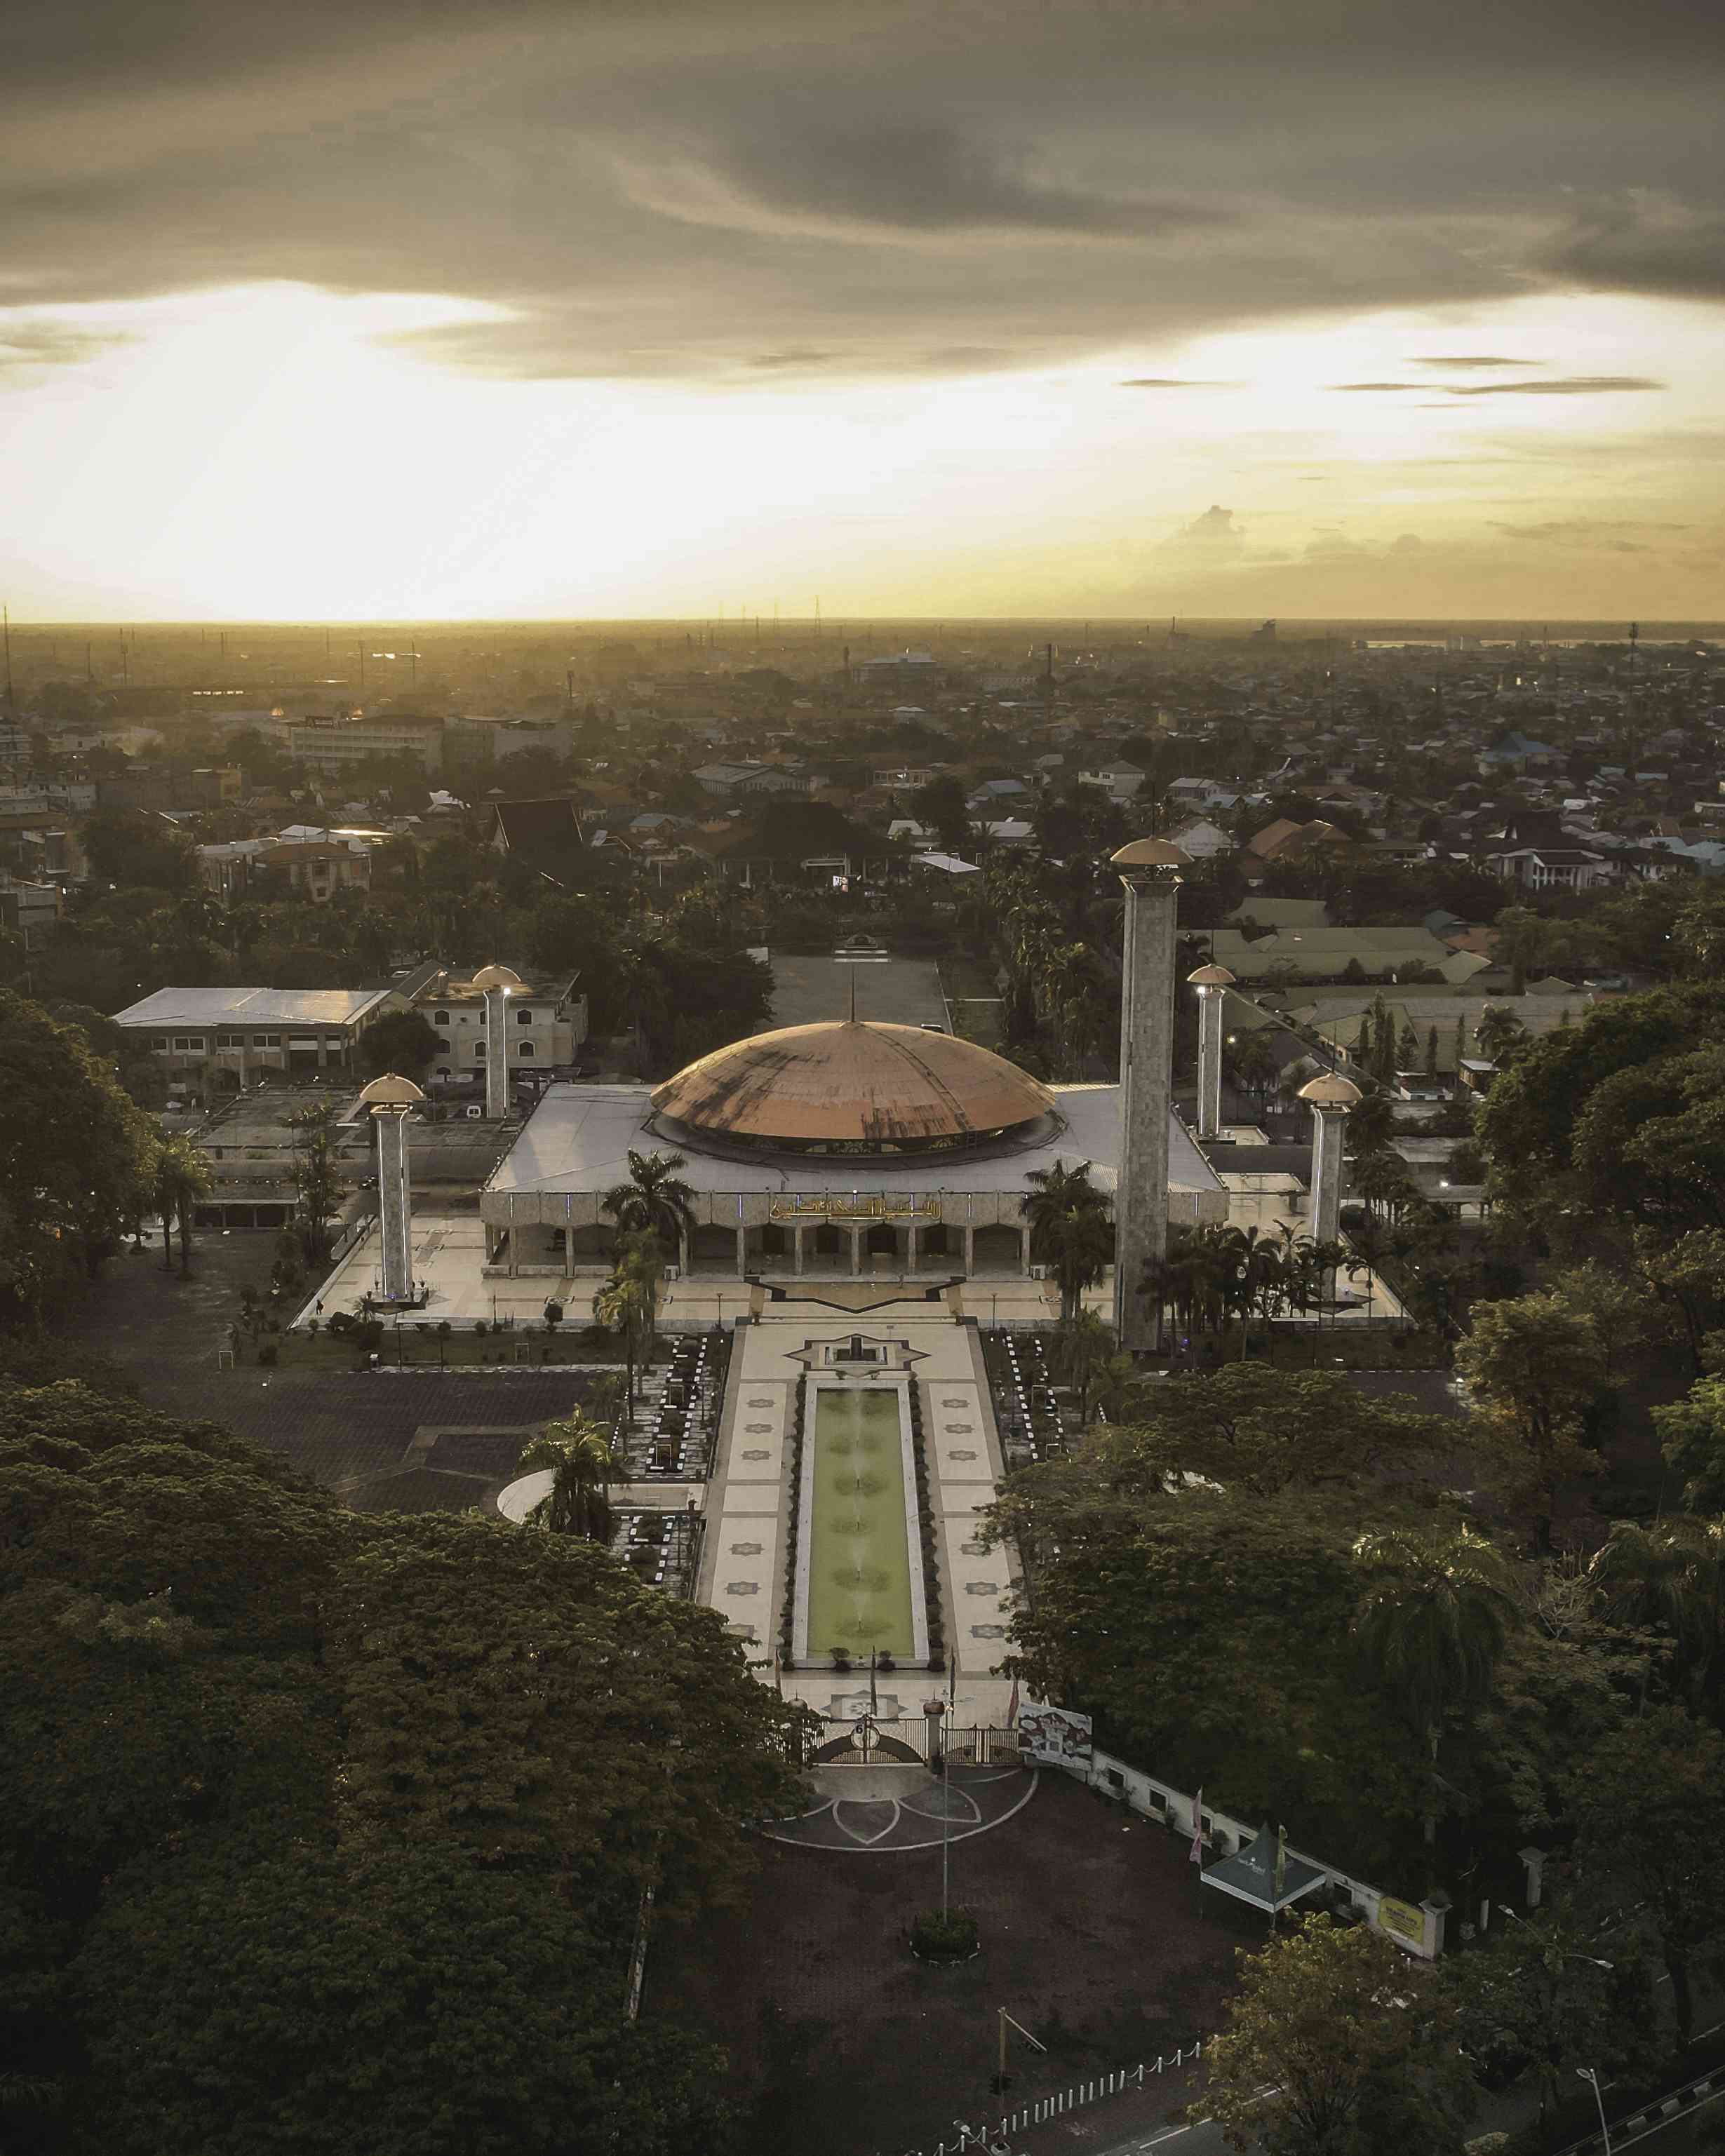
[1576,2066,1611,2153]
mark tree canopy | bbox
[0,1379,811,2152]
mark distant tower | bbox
[360,1073,426,1303]
[1296,1073,1362,1246]
[473,963,525,1120]
[1187,964,1236,1140]
[1111,839,1192,1353]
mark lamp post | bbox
[1577,2066,1611,2153]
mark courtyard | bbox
[645,1765,1255,2156]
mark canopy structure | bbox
[1200,1821,1328,1915]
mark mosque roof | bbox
[648,1019,1057,1147]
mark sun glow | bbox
[0,281,1719,620]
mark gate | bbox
[803,1716,1023,1767]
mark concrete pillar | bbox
[963,1225,975,1275]
[1110,841,1190,1354]
[906,1222,920,1274]
[485,986,509,1120]
[793,1226,805,1276]
[847,1226,862,1277]
[1019,1224,1033,1276]
[1298,1075,1361,1247]
[1188,964,1235,1141]
[374,1108,415,1303]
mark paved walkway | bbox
[765,1760,1038,1852]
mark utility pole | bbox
[2,605,12,708]
[994,2008,1046,2096]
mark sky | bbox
[4,0,1723,624]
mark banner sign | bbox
[1019,1702,1093,1768]
[769,1194,943,1223]
[1377,1895,1425,1947]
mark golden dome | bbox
[1298,1073,1363,1107]
[1110,837,1192,870]
[357,1072,426,1107]
[1187,964,1237,986]
[651,1020,1057,1147]
[471,963,525,992]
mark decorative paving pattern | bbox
[729,1540,764,1556]
[961,1539,988,1556]
[747,1397,774,1407]
[946,1448,978,1462]
[741,1448,770,1460]
[744,1421,773,1433]
[944,1422,975,1435]
[763,1762,1038,1851]
[940,1397,968,1408]
[970,1623,1007,1638]
[964,1581,999,1596]
[725,1580,760,1596]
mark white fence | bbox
[897,2053,1202,2156]
[1061,1744,1446,1960]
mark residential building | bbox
[284,713,447,775]
[417,969,587,1090]
[110,984,410,1084]
[1482,846,1611,892]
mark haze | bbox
[4,0,1722,623]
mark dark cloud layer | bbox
[1,0,1721,382]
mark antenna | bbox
[2,605,11,708]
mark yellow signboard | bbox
[768,1194,943,1223]
[1377,1895,1425,1946]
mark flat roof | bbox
[486,1082,1223,1201]
[112,985,396,1028]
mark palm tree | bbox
[1353,1525,1522,1844]
[594,1229,664,1400]
[1051,1307,1116,1422]
[602,1148,697,1265]
[516,1411,617,1542]
[1590,1516,1725,1719]
[153,1136,212,1276]
[1021,1159,1113,1324]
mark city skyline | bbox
[4,0,1721,622]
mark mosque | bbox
[333,840,1359,1347]
[477,1016,1226,1291]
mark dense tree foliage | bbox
[0,992,161,1325]
[0,1380,810,2152]
[1202,1914,1474,2156]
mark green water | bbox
[805,1388,916,1661]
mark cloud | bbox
[1329,381,1428,391]
[1169,505,1245,551]
[0,0,1719,382]
[1411,355,1538,368]
[1543,192,1725,299]
[1117,377,1237,389]
[1449,375,1664,396]
[0,320,129,375]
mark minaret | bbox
[1187,963,1236,1141]
[1110,838,1191,1353]
[360,1073,426,1303]
[1296,1073,1362,1246]
[472,963,525,1121]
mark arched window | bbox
[516,1005,534,1025]
[434,1009,450,1025]
[516,1041,535,1058]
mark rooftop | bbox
[112,985,396,1028]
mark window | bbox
[217,1032,244,1049]
[516,1006,533,1025]
[171,1035,206,1052]
[434,1010,450,1025]
[516,1041,535,1058]
[149,1035,170,1051]
[253,1033,281,1048]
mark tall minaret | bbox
[359,1072,426,1304]
[1110,839,1191,1353]
[1297,1073,1361,1246]
[1187,963,1236,1141]
[472,963,525,1121]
